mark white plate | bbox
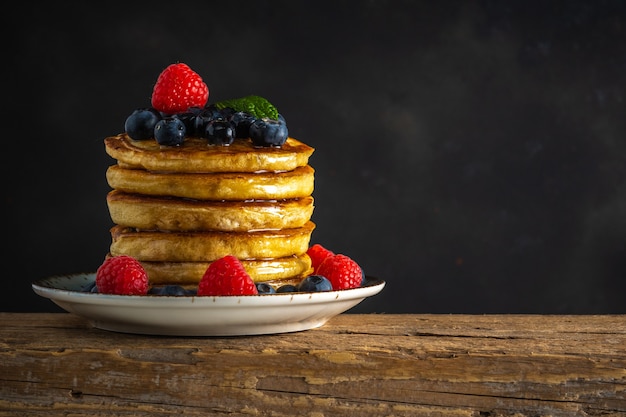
[32,273,385,336]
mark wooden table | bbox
[1,313,624,416]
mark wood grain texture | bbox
[1,313,624,416]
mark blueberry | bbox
[297,275,333,292]
[191,106,224,136]
[177,107,204,135]
[255,282,276,294]
[229,111,257,138]
[205,120,235,145]
[218,106,235,120]
[154,117,186,146]
[124,108,162,140]
[249,117,288,147]
[148,285,188,296]
[83,281,98,293]
[276,284,298,293]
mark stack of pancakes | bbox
[104,133,316,287]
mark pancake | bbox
[134,253,313,284]
[107,190,314,232]
[105,134,314,173]
[106,164,314,200]
[104,101,317,286]
[109,222,315,262]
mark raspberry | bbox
[316,254,363,290]
[198,255,258,296]
[95,255,149,295]
[151,63,209,114]
[307,244,335,274]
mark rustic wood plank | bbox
[1,313,625,416]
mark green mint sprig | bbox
[214,95,279,120]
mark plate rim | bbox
[31,272,386,336]
[32,272,386,307]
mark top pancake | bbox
[105,133,315,173]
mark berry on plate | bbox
[307,244,335,274]
[255,282,276,295]
[316,254,363,290]
[151,63,209,114]
[95,255,149,295]
[197,255,258,296]
[297,275,333,292]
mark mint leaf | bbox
[215,95,279,120]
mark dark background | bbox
[6,1,625,314]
